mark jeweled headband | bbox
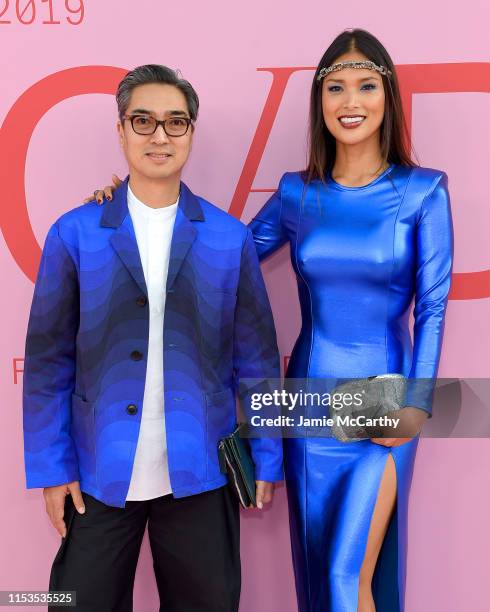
[316,60,392,82]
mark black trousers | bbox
[49,485,240,612]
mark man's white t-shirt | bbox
[125,184,178,500]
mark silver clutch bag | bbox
[330,374,407,442]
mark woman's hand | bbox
[370,406,429,447]
[83,174,123,204]
[370,437,412,447]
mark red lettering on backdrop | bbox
[0,64,489,298]
[397,63,490,300]
[229,67,311,216]
[13,358,24,385]
[0,66,127,283]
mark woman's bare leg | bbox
[357,453,398,612]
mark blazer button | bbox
[136,296,147,307]
[126,404,138,415]
[130,350,143,361]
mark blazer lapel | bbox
[101,177,204,295]
[101,177,148,297]
[166,182,204,291]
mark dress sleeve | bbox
[405,172,454,415]
[248,175,288,261]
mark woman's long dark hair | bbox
[305,29,415,183]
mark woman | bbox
[91,29,453,612]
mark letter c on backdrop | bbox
[0,66,127,283]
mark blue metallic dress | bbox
[249,164,453,612]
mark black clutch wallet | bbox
[218,424,256,508]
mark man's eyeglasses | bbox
[123,114,193,137]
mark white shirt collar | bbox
[127,184,179,221]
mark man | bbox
[23,64,283,611]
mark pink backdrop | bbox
[1,1,489,610]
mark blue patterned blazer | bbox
[23,178,283,507]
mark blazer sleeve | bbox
[405,173,454,416]
[233,228,283,482]
[23,223,80,488]
[248,174,288,261]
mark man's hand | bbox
[254,480,275,510]
[83,174,122,204]
[43,481,85,538]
